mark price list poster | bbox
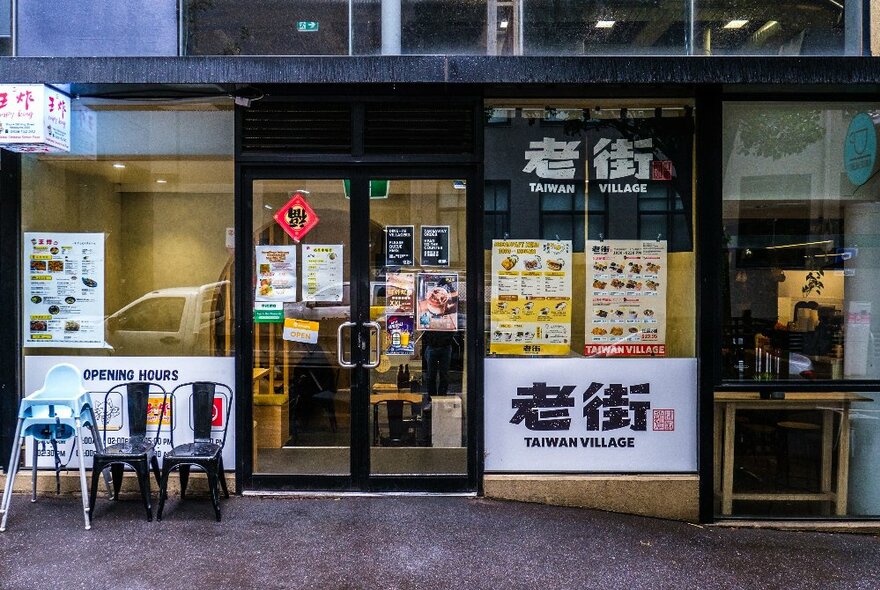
[490,239,572,355]
[585,239,667,357]
[23,232,106,348]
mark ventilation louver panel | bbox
[364,104,475,155]
[240,102,352,154]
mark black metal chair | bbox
[157,381,233,522]
[88,382,169,523]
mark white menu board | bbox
[490,239,572,355]
[303,244,343,302]
[255,245,297,302]
[585,239,667,357]
[23,232,105,348]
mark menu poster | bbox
[417,273,459,331]
[421,225,450,266]
[490,239,572,356]
[386,225,414,266]
[386,272,415,315]
[385,315,415,355]
[255,245,297,302]
[585,239,667,357]
[303,244,343,302]
[24,232,106,348]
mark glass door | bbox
[245,172,474,490]
[366,179,469,477]
[251,178,352,477]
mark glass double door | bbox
[247,170,472,491]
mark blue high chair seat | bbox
[1,363,112,531]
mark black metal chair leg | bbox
[150,455,161,487]
[157,464,171,521]
[88,461,102,524]
[218,456,230,498]
[179,465,191,500]
[205,467,221,522]
[110,464,124,500]
[136,464,153,522]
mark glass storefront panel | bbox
[484,102,696,361]
[368,179,468,476]
[251,179,352,476]
[19,99,235,475]
[717,102,880,517]
[522,0,688,55]
[481,101,699,476]
[694,0,845,55]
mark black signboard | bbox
[421,225,450,266]
[386,225,414,266]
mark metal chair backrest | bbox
[169,381,234,448]
[99,382,168,447]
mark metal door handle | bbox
[363,321,381,369]
[337,321,356,368]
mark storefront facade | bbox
[1,2,880,525]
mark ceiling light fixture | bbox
[156,179,168,184]
[499,20,509,29]
[766,239,833,250]
[596,20,615,28]
[112,163,126,169]
[723,19,749,29]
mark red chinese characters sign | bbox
[274,192,319,243]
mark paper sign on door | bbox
[282,318,320,344]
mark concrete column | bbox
[381,0,402,55]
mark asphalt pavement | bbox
[0,494,878,590]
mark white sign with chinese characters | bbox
[0,84,71,152]
[484,358,697,472]
[523,137,582,193]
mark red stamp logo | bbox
[651,159,674,181]
[652,409,675,431]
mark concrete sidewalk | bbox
[0,494,878,590]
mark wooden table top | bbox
[714,391,873,403]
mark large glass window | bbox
[21,100,235,358]
[717,102,880,518]
[483,101,696,360]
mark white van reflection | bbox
[105,281,229,356]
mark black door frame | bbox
[236,165,483,493]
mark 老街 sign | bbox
[484,358,697,472]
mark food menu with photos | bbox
[490,239,572,356]
[303,244,343,302]
[24,232,106,348]
[585,239,667,357]
[255,245,297,302]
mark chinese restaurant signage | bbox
[24,356,236,469]
[585,239,667,357]
[420,225,450,266]
[490,240,572,356]
[0,84,71,153]
[386,225,415,266]
[274,191,319,243]
[484,358,697,472]
[23,232,105,348]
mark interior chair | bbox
[157,381,233,522]
[290,367,339,444]
[371,392,424,447]
[88,382,168,523]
